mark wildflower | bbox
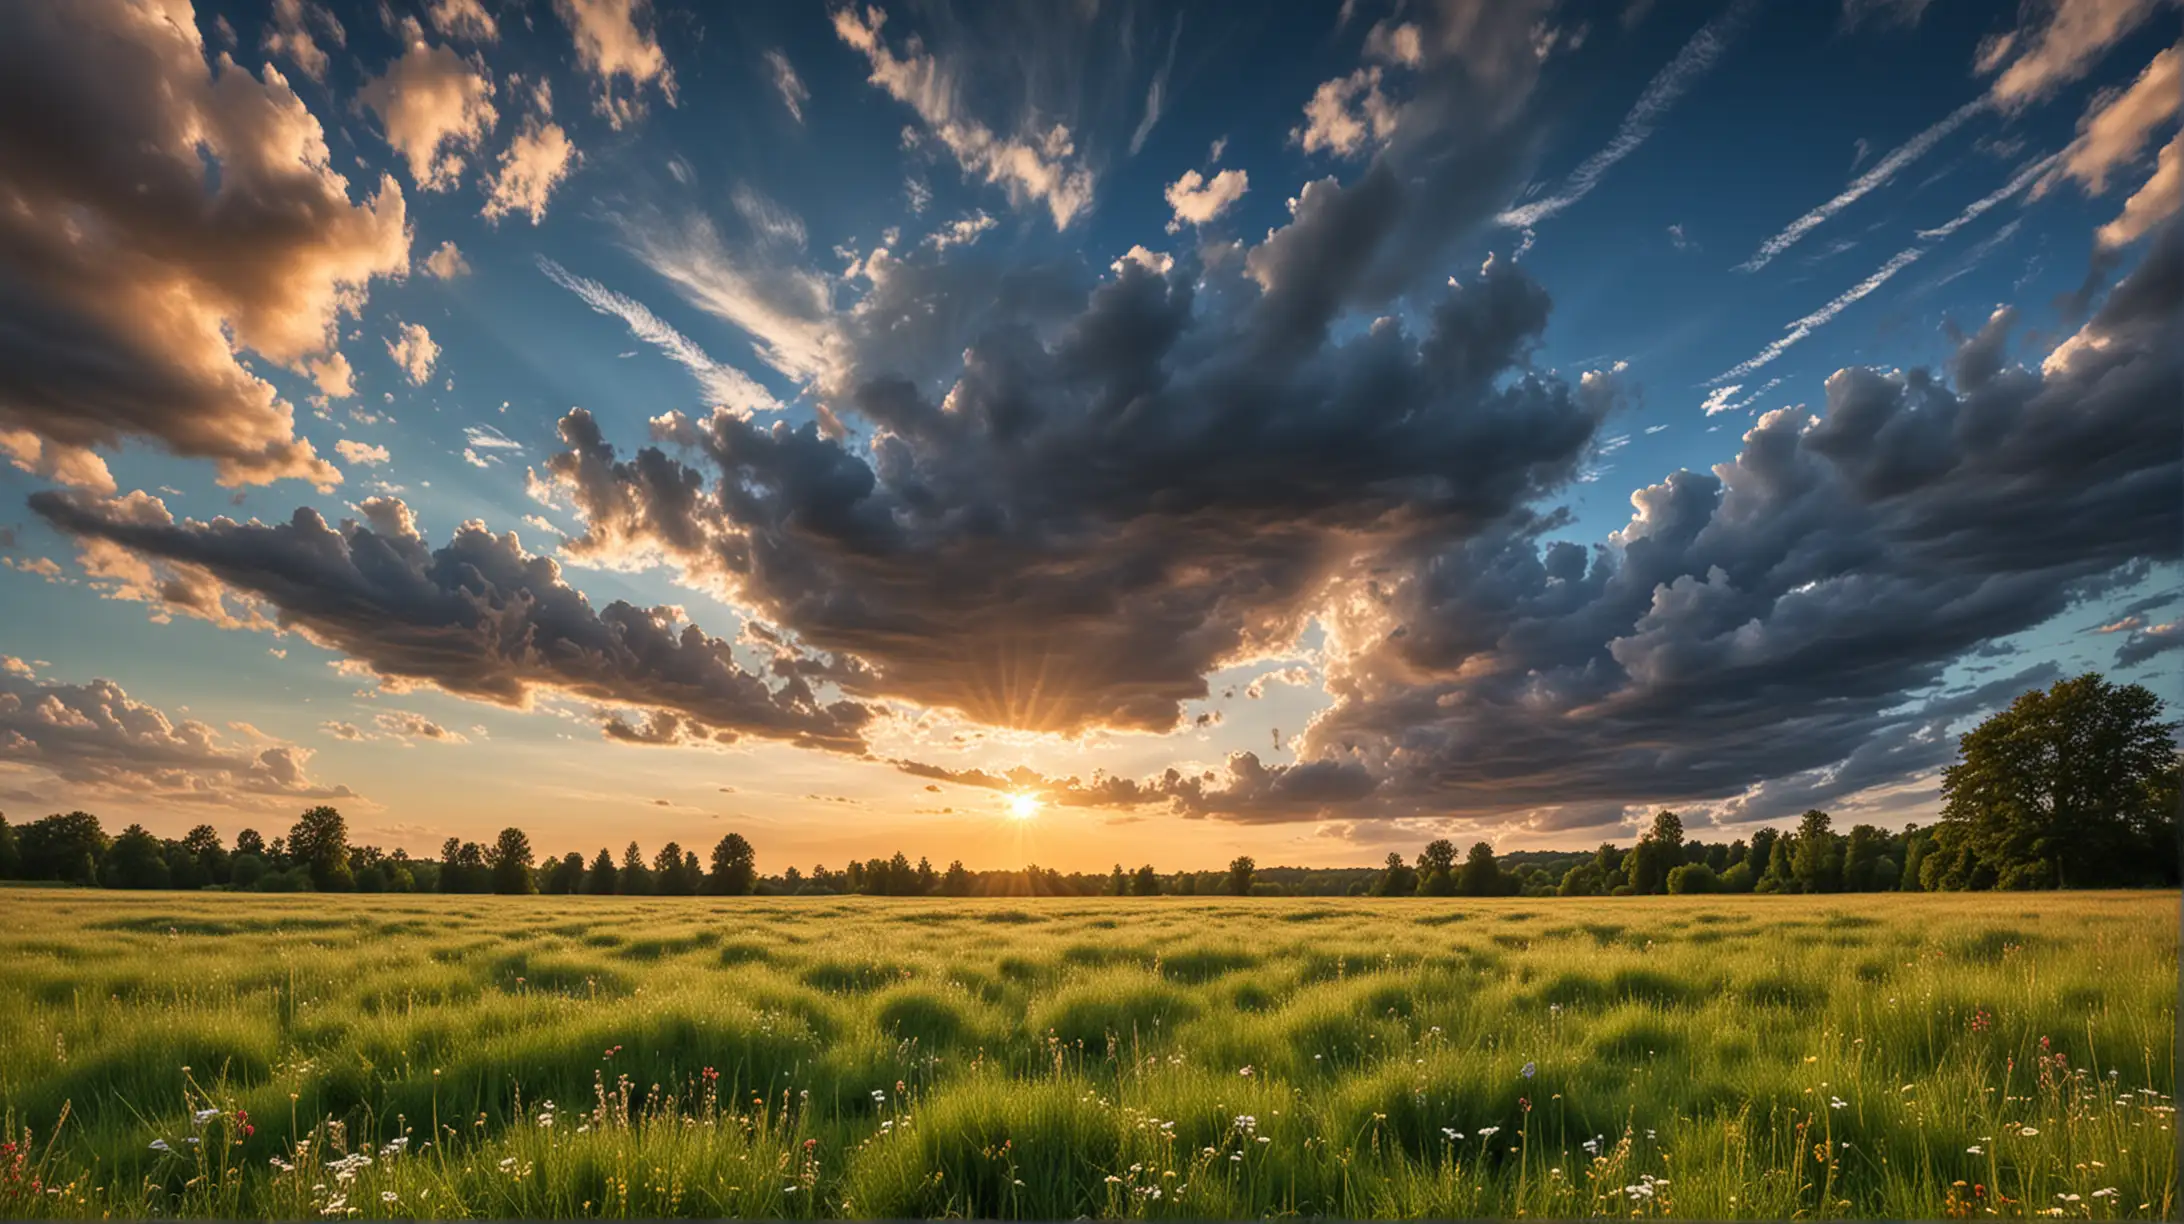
[1520,1061,1536,1079]
[380,1138,408,1157]
[1239,1065,1254,1077]
[1441,1128,1464,1141]
[2091,1188,2118,1199]
[192,1108,221,1126]
[1967,1145,1984,1155]
[782,1186,798,1194]
[1478,1126,1500,1138]
[2019,1126,2040,1137]
[871,1089,886,1103]
[380,1192,399,1204]
[499,1157,518,1172]
[1830,1097,1848,1110]
[2056,1194,2081,1203]
[1229,1153,1243,1163]
[149,1140,173,1154]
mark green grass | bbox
[0,891,2171,1218]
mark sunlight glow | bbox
[1005,791,1044,821]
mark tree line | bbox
[1,672,2173,897]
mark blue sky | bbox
[0,0,2177,869]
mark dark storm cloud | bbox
[0,661,354,805]
[1287,224,2181,823]
[545,247,1614,735]
[29,493,874,754]
[0,1,409,490]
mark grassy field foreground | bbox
[0,891,2172,1219]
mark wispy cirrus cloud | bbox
[538,257,779,414]
[1497,0,1757,230]
[1737,97,1988,271]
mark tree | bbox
[1132,864,1161,896]
[488,827,535,894]
[1108,864,1129,896]
[1842,824,1885,891]
[1418,839,1458,875]
[1372,852,1418,897]
[0,814,19,879]
[542,852,584,894]
[941,860,972,896]
[619,842,653,895]
[286,806,353,892]
[102,824,170,889]
[180,824,228,884]
[1756,835,1796,893]
[18,811,109,883]
[234,828,266,859]
[1623,835,1673,895]
[1788,810,1841,893]
[584,847,618,895]
[1666,862,1717,894]
[1939,673,2180,889]
[1226,855,1255,896]
[705,834,757,896]
[650,842,691,895]
[1648,810,1685,851]
[1455,841,1503,897]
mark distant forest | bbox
[2,673,2176,898]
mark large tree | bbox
[18,811,108,883]
[1226,855,1255,896]
[1940,673,2179,889]
[704,833,757,896]
[286,806,352,891]
[488,827,535,894]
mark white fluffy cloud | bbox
[1165,167,1249,228]
[0,0,409,490]
[553,0,676,129]
[483,119,577,225]
[427,0,498,42]
[261,0,343,82]
[356,20,500,192]
[422,240,471,279]
[334,439,390,466]
[1294,67,1398,157]
[385,323,439,385]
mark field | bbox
[0,891,2172,1219]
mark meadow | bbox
[0,890,2171,1219]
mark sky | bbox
[0,0,2179,872]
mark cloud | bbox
[1128,14,1183,157]
[375,710,469,743]
[385,322,440,385]
[1716,157,2054,383]
[423,241,471,279]
[1,661,354,805]
[926,212,998,251]
[1295,67,1400,157]
[1166,168,1250,228]
[29,492,876,754]
[427,0,498,43]
[2116,620,2182,667]
[1496,0,1757,229]
[482,118,578,225]
[1980,0,2172,108]
[2098,130,2181,248]
[307,352,357,400]
[553,0,676,129]
[2049,45,2180,195]
[617,211,837,384]
[1738,97,1988,271]
[356,20,499,191]
[764,49,809,123]
[539,257,778,414]
[831,5,1095,228]
[321,720,364,740]
[0,0,408,490]
[334,440,390,466]
[1276,229,2181,825]
[261,0,344,82]
[538,244,1614,735]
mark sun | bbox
[1005,791,1044,821]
